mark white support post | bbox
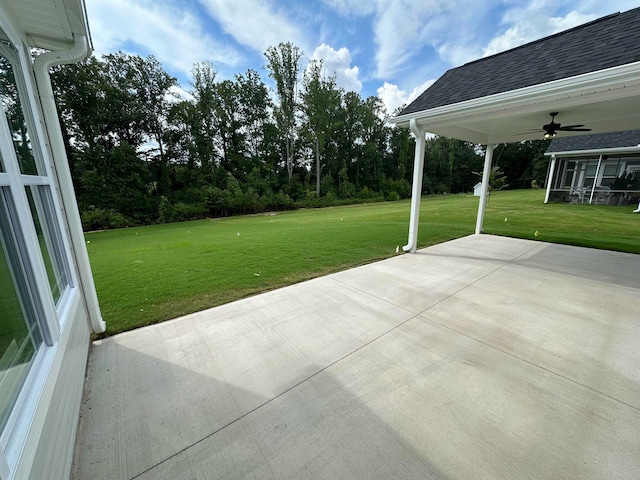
[475,144,495,235]
[403,119,426,253]
[588,155,603,204]
[544,154,556,204]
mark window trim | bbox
[0,28,92,479]
[16,42,80,328]
[4,40,79,322]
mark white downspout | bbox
[475,144,495,235]
[588,154,603,204]
[403,119,426,253]
[544,154,556,204]
[33,34,106,334]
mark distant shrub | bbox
[263,191,295,211]
[386,191,400,201]
[159,196,206,223]
[81,207,129,231]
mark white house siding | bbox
[0,4,95,479]
[19,297,90,480]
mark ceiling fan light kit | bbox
[541,111,592,139]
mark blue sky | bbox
[85,0,639,114]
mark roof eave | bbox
[390,61,640,144]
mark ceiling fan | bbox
[539,112,592,139]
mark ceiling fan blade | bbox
[559,124,585,128]
[515,130,544,136]
[557,127,592,132]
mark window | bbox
[0,40,71,309]
[0,189,43,432]
[583,163,597,188]
[561,161,577,188]
[0,33,75,464]
[601,163,619,187]
[25,185,70,305]
[0,44,40,176]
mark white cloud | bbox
[366,1,490,77]
[167,85,195,103]
[322,0,376,16]
[483,10,596,57]
[311,44,362,92]
[336,0,628,82]
[549,10,598,31]
[377,79,434,115]
[198,0,309,54]
[87,0,242,80]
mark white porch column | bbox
[403,119,426,253]
[544,154,556,204]
[475,144,496,235]
[588,154,603,204]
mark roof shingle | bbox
[401,8,640,116]
[546,130,640,153]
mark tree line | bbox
[45,42,549,230]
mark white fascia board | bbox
[62,0,92,41]
[391,62,640,130]
[544,146,640,157]
[0,2,24,45]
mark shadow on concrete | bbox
[72,340,449,480]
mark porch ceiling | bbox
[0,0,90,50]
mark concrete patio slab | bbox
[71,235,640,480]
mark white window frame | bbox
[5,40,79,324]
[0,36,81,478]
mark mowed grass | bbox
[87,189,640,335]
[483,189,640,252]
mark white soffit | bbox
[1,0,89,50]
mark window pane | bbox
[603,164,618,176]
[0,189,43,431]
[25,186,70,305]
[0,43,39,175]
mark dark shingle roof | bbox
[546,130,640,153]
[401,7,640,116]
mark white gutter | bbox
[403,119,426,253]
[544,145,640,157]
[33,34,106,334]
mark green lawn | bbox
[87,189,640,335]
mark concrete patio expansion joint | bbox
[128,303,431,479]
[128,246,544,478]
[332,241,640,413]
[331,240,544,318]
[422,315,640,413]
